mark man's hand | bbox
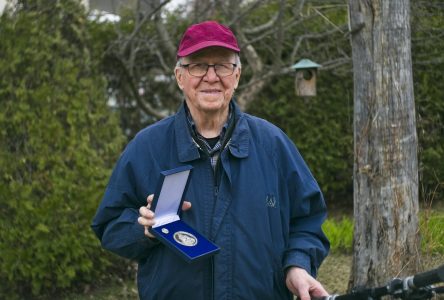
[138,194,192,238]
[285,266,329,300]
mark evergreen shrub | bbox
[0,1,125,297]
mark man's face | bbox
[175,47,241,117]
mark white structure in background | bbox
[1,0,185,15]
[0,0,9,13]
[84,0,134,14]
[0,0,135,15]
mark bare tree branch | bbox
[290,36,304,63]
[155,50,172,72]
[292,0,306,15]
[154,14,176,58]
[112,55,169,119]
[228,0,266,28]
[122,0,171,53]
[243,11,280,34]
[240,14,321,48]
[274,0,286,68]
[320,57,351,70]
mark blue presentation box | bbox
[149,165,220,262]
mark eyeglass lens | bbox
[187,63,235,77]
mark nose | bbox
[203,65,219,82]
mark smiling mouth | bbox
[201,89,221,94]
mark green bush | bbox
[323,211,444,255]
[412,1,444,206]
[0,1,125,298]
[323,218,354,253]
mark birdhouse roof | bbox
[291,58,322,69]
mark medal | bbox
[173,231,198,247]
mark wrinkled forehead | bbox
[181,46,236,63]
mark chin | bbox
[199,98,225,108]
[201,104,224,113]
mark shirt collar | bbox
[175,100,249,162]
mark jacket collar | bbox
[227,101,249,159]
[175,100,249,163]
[175,103,201,163]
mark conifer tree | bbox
[0,1,125,297]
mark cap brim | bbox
[177,41,240,57]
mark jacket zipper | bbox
[210,159,217,300]
[210,141,230,300]
[211,256,215,300]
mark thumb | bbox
[182,201,192,211]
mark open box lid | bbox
[150,165,193,228]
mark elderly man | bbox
[92,21,329,300]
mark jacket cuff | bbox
[142,234,161,247]
[283,250,315,277]
[135,222,160,247]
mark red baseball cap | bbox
[177,21,240,57]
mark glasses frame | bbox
[180,63,237,78]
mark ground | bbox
[318,253,444,299]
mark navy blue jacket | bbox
[92,101,329,300]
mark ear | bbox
[175,67,184,90]
[233,67,241,89]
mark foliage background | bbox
[0,0,443,298]
[0,1,125,298]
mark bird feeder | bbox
[291,59,321,97]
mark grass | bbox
[322,217,353,253]
[63,277,138,300]
[421,211,444,254]
[317,253,444,296]
[323,210,444,255]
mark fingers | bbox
[138,206,155,227]
[286,267,329,300]
[138,208,155,239]
[297,289,310,300]
[286,277,310,300]
[146,194,154,209]
[144,225,154,238]
[138,195,191,239]
[310,282,329,297]
[182,201,192,211]
[138,194,156,238]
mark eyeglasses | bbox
[180,63,237,77]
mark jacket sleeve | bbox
[91,140,159,261]
[278,136,330,277]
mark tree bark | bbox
[349,0,420,288]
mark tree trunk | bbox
[349,0,420,288]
